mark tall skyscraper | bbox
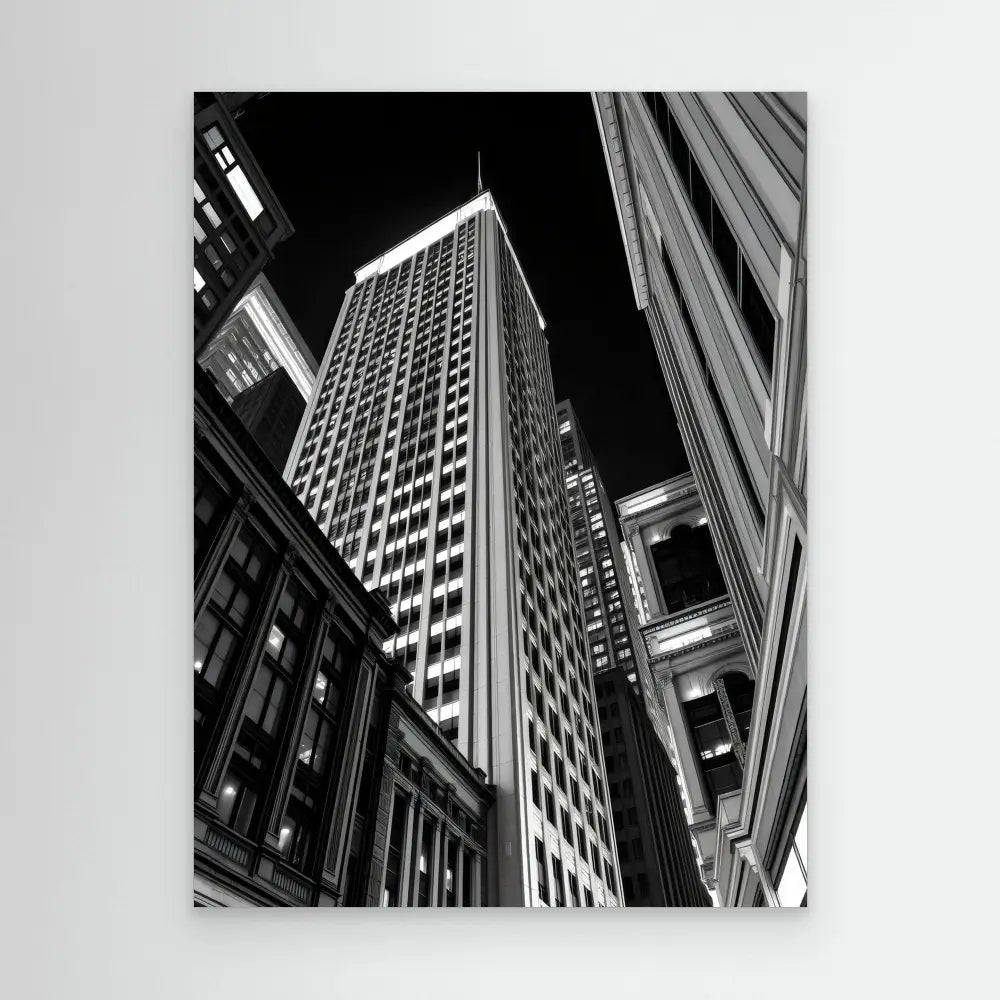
[557,400,708,906]
[594,92,807,906]
[284,192,622,907]
[556,399,666,746]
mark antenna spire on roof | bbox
[477,151,483,194]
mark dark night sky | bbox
[236,92,688,502]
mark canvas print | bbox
[192,92,807,908]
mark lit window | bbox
[193,267,205,292]
[225,164,264,220]
[202,126,224,151]
[203,202,222,229]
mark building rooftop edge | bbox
[352,190,547,332]
[615,471,697,513]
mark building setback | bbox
[230,367,307,472]
[594,92,807,906]
[557,400,707,906]
[199,273,318,403]
[193,94,293,357]
[193,367,491,906]
[284,192,622,906]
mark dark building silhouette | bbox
[595,670,711,906]
[193,93,294,356]
[193,368,492,906]
[231,367,305,472]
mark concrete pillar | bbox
[429,818,442,907]
[456,842,465,907]
[410,798,426,905]
[659,671,712,826]
[398,793,417,907]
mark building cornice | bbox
[592,92,647,311]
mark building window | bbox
[535,838,549,905]
[643,93,775,377]
[194,524,274,759]
[775,803,807,906]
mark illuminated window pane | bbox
[225,164,264,220]
[193,219,206,244]
[203,202,223,229]
[193,266,205,292]
[202,125,224,151]
[776,852,806,907]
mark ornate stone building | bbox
[193,367,492,905]
[596,92,807,907]
[618,474,750,894]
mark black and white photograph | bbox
[192,92,806,908]
[9,2,996,995]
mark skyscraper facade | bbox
[199,273,318,403]
[556,399,666,746]
[594,92,807,906]
[284,193,621,907]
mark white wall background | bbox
[2,1,997,997]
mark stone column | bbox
[441,830,453,906]
[319,645,382,898]
[410,797,426,905]
[196,545,297,807]
[471,853,482,906]
[455,841,465,907]
[429,816,442,907]
[398,794,417,907]
[627,523,663,620]
[194,485,254,624]
[659,669,712,826]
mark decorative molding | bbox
[235,485,256,518]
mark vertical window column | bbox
[196,545,299,806]
[194,483,254,622]
[259,596,339,857]
[317,643,381,898]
